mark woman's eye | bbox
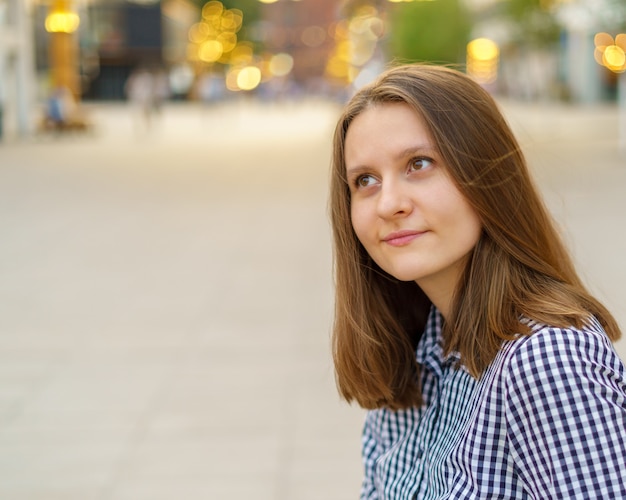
[356,175,377,188]
[409,157,433,172]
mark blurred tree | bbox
[386,0,471,65]
[503,0,560,48]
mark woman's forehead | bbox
[345,104,434,159]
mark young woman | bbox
[330,64,626,499]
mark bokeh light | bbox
[269,53,294,77]
[467,38,499,84]
[202,1,224,19]
[217,32,237,52]
[229,42,255,66]
[199,40,223,62]
[45,11,80,33]
[594,33,626,73]
[187,1,250,71]
[189,23,210,43]
[237,66,262,90]
[325,6,384,85]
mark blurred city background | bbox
[0,0,625,499]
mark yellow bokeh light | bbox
[269,53,294,76]
[258,0,279,3]
[189,22,209,43]
[594,32,614,49]
[467,38,499,84]
[220,11,236,32]
[199,40,224,62]
[202,1,224,19]
[45,11,80,33]
[594,47,605,66]
[189,2,250,68]
[237,66,262,91]
[221,9,243,32]
[226,68,241,91]
[467,38,499,61]
[594,32,626,73]
[603,45,626,72]
[336,40,353,63]
[326,56,349,79]
[218,32,238,53]
[230,42,254,65]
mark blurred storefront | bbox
[28,0,345,101]
[556,0,626,103]
[257,0,339,92]
[466,0,625,102]
[31,0,165,101]
[1,0,625,139]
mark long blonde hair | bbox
[330,64,621,410]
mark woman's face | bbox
[345,102,482,308]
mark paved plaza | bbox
[0,96,624,500]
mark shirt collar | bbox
[415,305,461,376]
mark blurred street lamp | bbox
[45,0,80,98]
[45,10,79,34]
[467,38,499,85]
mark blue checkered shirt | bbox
[361,306,626,499]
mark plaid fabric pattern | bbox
[361,307,626,499]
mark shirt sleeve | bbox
[504,326,626,498]
[361,410,382,500]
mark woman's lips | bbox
[382,230,425,247]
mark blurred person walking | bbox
[42,85,88,132]
[125,67,158,133]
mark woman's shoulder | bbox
[509,316,616,354]
[498,317,626,386]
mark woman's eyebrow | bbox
[345,165,372,177]
[394,145,436,161]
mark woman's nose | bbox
[377,180,413,219]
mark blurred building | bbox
[258,0,340,90]
[554,0,626,102]
[31,0,167,100]
[29,0,344,101]
[2,0,624,137]
[468,0,626,102]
